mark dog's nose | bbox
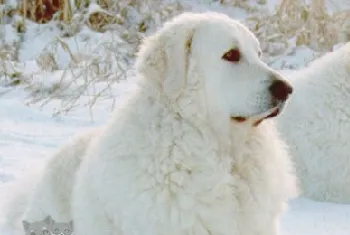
[269,79,293,101]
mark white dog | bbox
[71,12,297,235]
[276,43,350,203]
[2,12,297,235]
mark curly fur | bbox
[71,12,297,235]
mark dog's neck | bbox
[136,74,263,153]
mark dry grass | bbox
[3,0,183,116]
[242,0,349,68]
[23,32,134,116]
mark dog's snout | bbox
[269,79,293,101]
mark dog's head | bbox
[135,12,292,126]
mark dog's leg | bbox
[72,183,116,235]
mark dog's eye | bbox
[222,48,240,62]
[258,51,262,57]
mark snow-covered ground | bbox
[1,0,350,234]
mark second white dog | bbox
[277,43,350,203]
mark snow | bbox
[281,199,350,235]
[1,0,350,234]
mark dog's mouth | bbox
[231,101,285,126]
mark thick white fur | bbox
[71,12,297,235]
[276,43,350,203]
[21,128,99,222]
[2,12,298,235]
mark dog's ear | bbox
[43,215,52,225]
[69,220,73,229]
[22,220,30,230]
[163,29,194,101]
[135,18,197,101]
